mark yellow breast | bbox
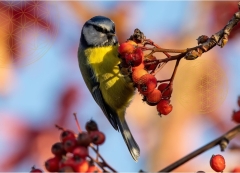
[85,46,135,117]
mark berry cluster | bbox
[232,96,240,123]
[41,120,106,172]
[118,39,173,116]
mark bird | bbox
[78,16,140,161]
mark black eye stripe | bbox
[113,24,115,32]
[93,25,104,32]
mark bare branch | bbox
[158,125,240,172]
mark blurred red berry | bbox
[158,83,173,97]
[132,69,148,83]
[77,132,92,147]
[146,89,162,106]
[210,154,225,172]
[85,120,98,132]
[51,142,66,158]
[90,131,106,145]
[60,130,75,143]
[58,166,74,172]
[45,157,60,172]
[232,110,240,123]
[138,74,157,95]
[72,159,89,172]
[58,158,75,169]
[231,166,240,172]
[63,138,77,153]
[118,42,135,55]
[30,166,42,173]
[59,158,75,170]
[87,165,102,173]
[73,146,89,159]
[157,99,173,115]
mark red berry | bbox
[125,53,134,64]
[77,132,91,147]
[51,142,66,158]
[146,89,162,105]
[63,138,77,153]
[118,42,135,55]
[132,48,144,67]
[60,130,75,143]
[72,159,89,172]
[157,99,173,115]
[30,166,42,173]
[232,110,240,123]
[125,51,143,67]
[45,157,60,172]
[138,74,157,95]
[132,69,148,83]
[85,120,98,132]
[210,154,225,172]
[158,83,173,97]
[59,158,75,169]
[144,55,158,71]
[231,167,240,172]
[73,146,89,159]
[132,62,145,71]
[126,40,137,46]
[58,166,74,172]
[90,131,106,145]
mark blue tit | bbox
[78,16,140,161]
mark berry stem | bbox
[55,124,66,131]
[142,39,171,58]
[73,113,82,132]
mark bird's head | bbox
[80,16,118,47]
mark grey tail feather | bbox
[115,116,140,161]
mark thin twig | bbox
[89,144,117,172]
[73,113,82,132]
[88,155,108,172]
[157,79,171,83]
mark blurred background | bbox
[0,1,240,172]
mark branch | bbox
[158,125,240,172]
[143,2,240,64]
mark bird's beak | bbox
[107,33,116,37]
